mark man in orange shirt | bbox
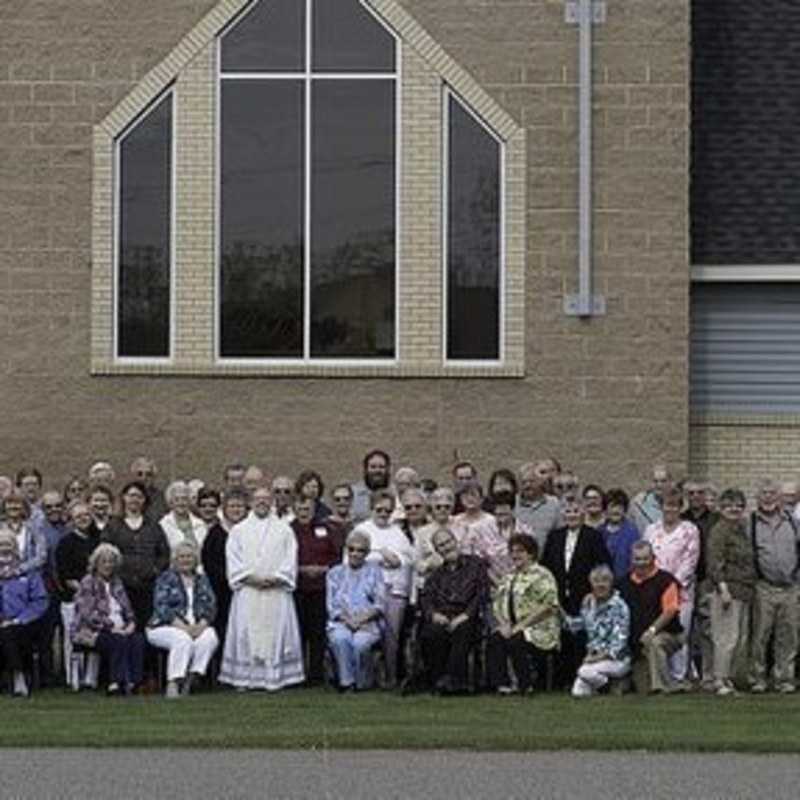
[618,540,684,694]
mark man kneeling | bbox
[618,541,684,694]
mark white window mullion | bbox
[303,0,312,361]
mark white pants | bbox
[60,601,99,689]
[146,626,219,682]
[571,658,630,697]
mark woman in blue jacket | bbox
[146,541,218,698]
[0,530,48,696]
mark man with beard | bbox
[350,449,392,523]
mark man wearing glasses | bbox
[419,528,487,694]
[271,476,296,523]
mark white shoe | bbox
[716,681,735,697]
[12,671,28,698]
[165,681,180,699]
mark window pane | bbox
[692,1,800,263]
[118,93,172,358]
[313,0,395,73]
[447,96,501,361]
[220,81,304,358]
[221,0,305,73]
[311,80,395,358]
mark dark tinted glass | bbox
[220,80,304,358]
[447,96,501,361]
[118,93,172,358]
[221,0,305,73]
[310,80,395,358]
[313,0,395,72]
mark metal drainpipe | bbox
[564,0,606,317]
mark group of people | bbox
[0,453,796,700]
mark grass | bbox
[1,687,799,752]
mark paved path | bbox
[2,749,795,799]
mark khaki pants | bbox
[750,582,798,689]
[709,593,750,683]
[633,631,684,693]
[692,587,714,686]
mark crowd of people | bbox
[0,452,796,701]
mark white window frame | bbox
[441,86,506,367]
[214,0,401,366]
[691,265,800,282]
[112,87,176,364]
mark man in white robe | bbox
[219,487,305,691]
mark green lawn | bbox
[2,688,799,752]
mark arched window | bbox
[218,0,398,361]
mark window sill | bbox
[90,360,525,379]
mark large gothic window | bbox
[219,0,397,360]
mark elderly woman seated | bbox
[0,531,48,696]
[487,535,559,694]
[564,564,631,697]
[72,543,145,695]
[326,530,386,691]
[146,541,219,698]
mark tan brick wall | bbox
[0,0,691,492]
[691,416,800,495]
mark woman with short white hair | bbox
[146,541,219,698]
[72,543,145,695]
[160,480,208,557]
[565,564,631,697]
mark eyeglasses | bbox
[43,504,63,510]
[433,504,452,510]
[273,488,293,494]
[347,546,368,554]
[374,507,392,515]
[404,503,424,511]
[333,495,351,503]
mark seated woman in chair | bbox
[487,534,559,694]
[146,541,219,698]
[72,543,145,695]
[0,531,48,696]
[326,530,386,691]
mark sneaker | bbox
[716,681,736,697]
[750,683,767,694]
[181,673,200,697]
[165,681,180,699]
[777,683,796,694]
[497,685,516,696]
[12,672,29,698]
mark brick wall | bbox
[0,0,691,493]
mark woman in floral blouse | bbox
[146,541,218,698]
[486,534,559,694]
[565,564,631,697]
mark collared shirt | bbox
[514,494,561,550]
[564,528,579,572]
[421,555,487,621]
[644,519,700,600]
[565,590,631,662]
[598,519,640,579]
[492,563,559,651]
[630,490,662,533]
[751,510,799,587]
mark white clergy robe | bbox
[218,512,305,691]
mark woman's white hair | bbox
[170,540,200,570]
[87,542,122,574]
[165,480,190,505]
[345,529,371,549]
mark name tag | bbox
[314,527,328,539]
